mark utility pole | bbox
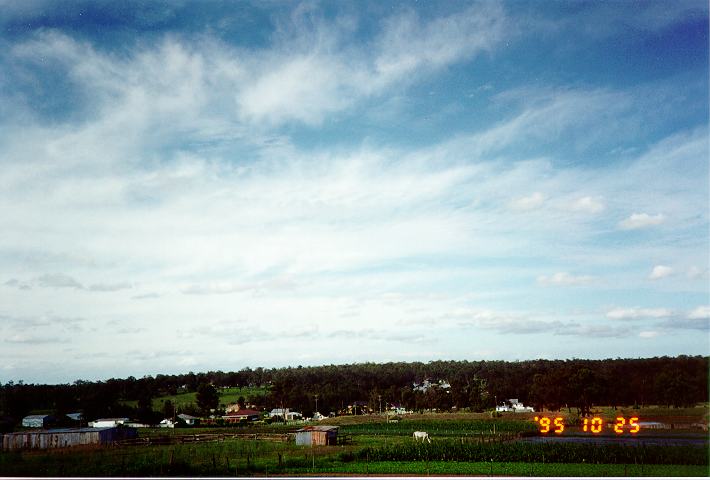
[315,394,319,415]
[378,395,382,416]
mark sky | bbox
[0,0,708,384]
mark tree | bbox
[162,400,175,419]
[196,383,219,414]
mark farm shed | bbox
[2,426,137,451]
[295,425,338,446]
[91,417,129,428]
[22,414,55,428]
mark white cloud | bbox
[687,306,710,320]
[606,307,674,320]
[649,265,673,280]
[618,213,666,230]
[238,3,509,126]
[569,196,605,214]
[639,331,659,339]
[511,192,545,210]
[0,9,707,380]
[537,272,595,286]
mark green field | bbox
[123,386,269,411]
[1,410,707,476]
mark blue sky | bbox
[0,0,707,384]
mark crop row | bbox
[342,419,535,436]
[353,440,709,465]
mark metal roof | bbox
[224,409,260,416]
[297,425,338,432]
[6,427,118,435]
[23,414,52,420]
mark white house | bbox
[496,398,534,413]
[178,413,200,426]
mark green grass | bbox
[288,460,709,476]
[215,386,269,407]
[341,418,536,436]
[3,442,707,477]
[123,386,270,411]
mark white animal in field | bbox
[412,431,431,443]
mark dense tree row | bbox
[0,356,706,431]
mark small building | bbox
[159,418,176,428]
[22,415,54,429]
[223,409,260,423]
[90,418,129,428]
[312,412,326,421]
[295,425,338,446]
[2,427,137,451]
[66,413,83,423]
[178,414,200,426]
[269,408,302,421]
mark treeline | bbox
[0,356,706,430]
[266,356,708,416]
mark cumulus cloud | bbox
[606,307,674,320]
[618,213,666,230]
[649,265,673,280]
[537,272,595,286]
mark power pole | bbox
[378,395,382,415]
[315,394,319,415]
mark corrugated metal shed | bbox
[2,426,137,451]
[22,414,53,428]
[295,425,338,446]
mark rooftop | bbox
[6,427,121,435]
[297,425,338,432]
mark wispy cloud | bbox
[537,272,595,287]
[0,1,706,381]
[569,196,605,214]
[606,307,674,320]
[35,273,83,289]
[88,283,132,292]
[510,192,545,211]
